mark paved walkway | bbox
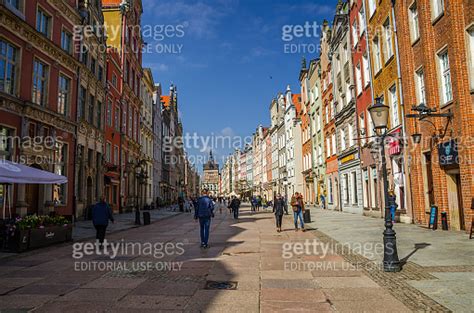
[0,204,417,312]
[306,207,474,312]
[72,207,181,241]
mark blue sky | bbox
[141,0,334,168]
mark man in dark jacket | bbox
[229,196,241,219]
[194,189,214,248]
[92,197,114,245]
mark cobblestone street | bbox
[0,204,433,313]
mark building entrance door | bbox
[446,170,465,231]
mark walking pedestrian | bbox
[194,189,215,248]
[320,194,326,210]
[92,197,114,246]
[229,196,241,219]
[291,192,305,231]
[273,194,285,232]
[283,194,289,215]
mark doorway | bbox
[86,176,93,207]
[446,170,465,231]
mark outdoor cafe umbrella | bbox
[0,160,68,219]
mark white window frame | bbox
[415,68,426,105]
[409,2,420,42]
[384,19,394,61]
[437,50,452,104]
[389,85,400,127]
[373,37,381,73]
[431,0,444,21]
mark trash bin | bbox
[441,212,448,230]
[143,212,151,225]
[303,209,311,223]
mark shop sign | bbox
[438,140,458,167]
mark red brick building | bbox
[104,47,122,213]
[103,0,143,212]
[395,0,474,231]
[0,0,79,216]
[350,0,379,216]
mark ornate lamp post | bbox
[368,98,401,272]
[134,159,147,225]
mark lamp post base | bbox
[383,220,401,272]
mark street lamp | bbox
[134,160,147,225]
[368,97,401,272]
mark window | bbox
[57,74,70,116]
[81,47,89,66]
[96,100,102,129]
[467,28,474,90]
[0,127,13,160]
[78,86,86,120]
[98,65,103,82]
[409,3,420,42]
[105,142,111,162]
[384,19,393,60]
[61,30,72,54]
[326,137,331,157]
[438,51,452,104]
[90,58,96,75]
[114,145,119,165]
[112,74,117,88]
[355,63,362,95]
[389,86,399,127]
[36,8,51,37]
[107,100,112,126]
[363,53,370,87]
[331,133,336,155]
[415,69,426,104]
[368,0,376,17]
[359,114,366,146]
[373,37,381,73]
[432,0,444,20]
[343,174,349,204]
[352,20,358,47]
[352,172,358,204]
[359,6,366,36]
[316,111,321,132]
[6,0,23,13]
[32,59,49,106]
[88,95,95,124]
[340,128,346,150]
[348,123,354,147]
[0,40,18,95]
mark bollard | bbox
[143,212,151,225]
[441,212,448,230]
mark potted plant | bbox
[29,215,72,249]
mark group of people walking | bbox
[273,192,305,232]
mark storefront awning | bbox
[0,160,67,184]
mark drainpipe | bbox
[391,0,413,223]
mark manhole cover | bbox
[205,280,238,290]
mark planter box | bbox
[29,225,72,249]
